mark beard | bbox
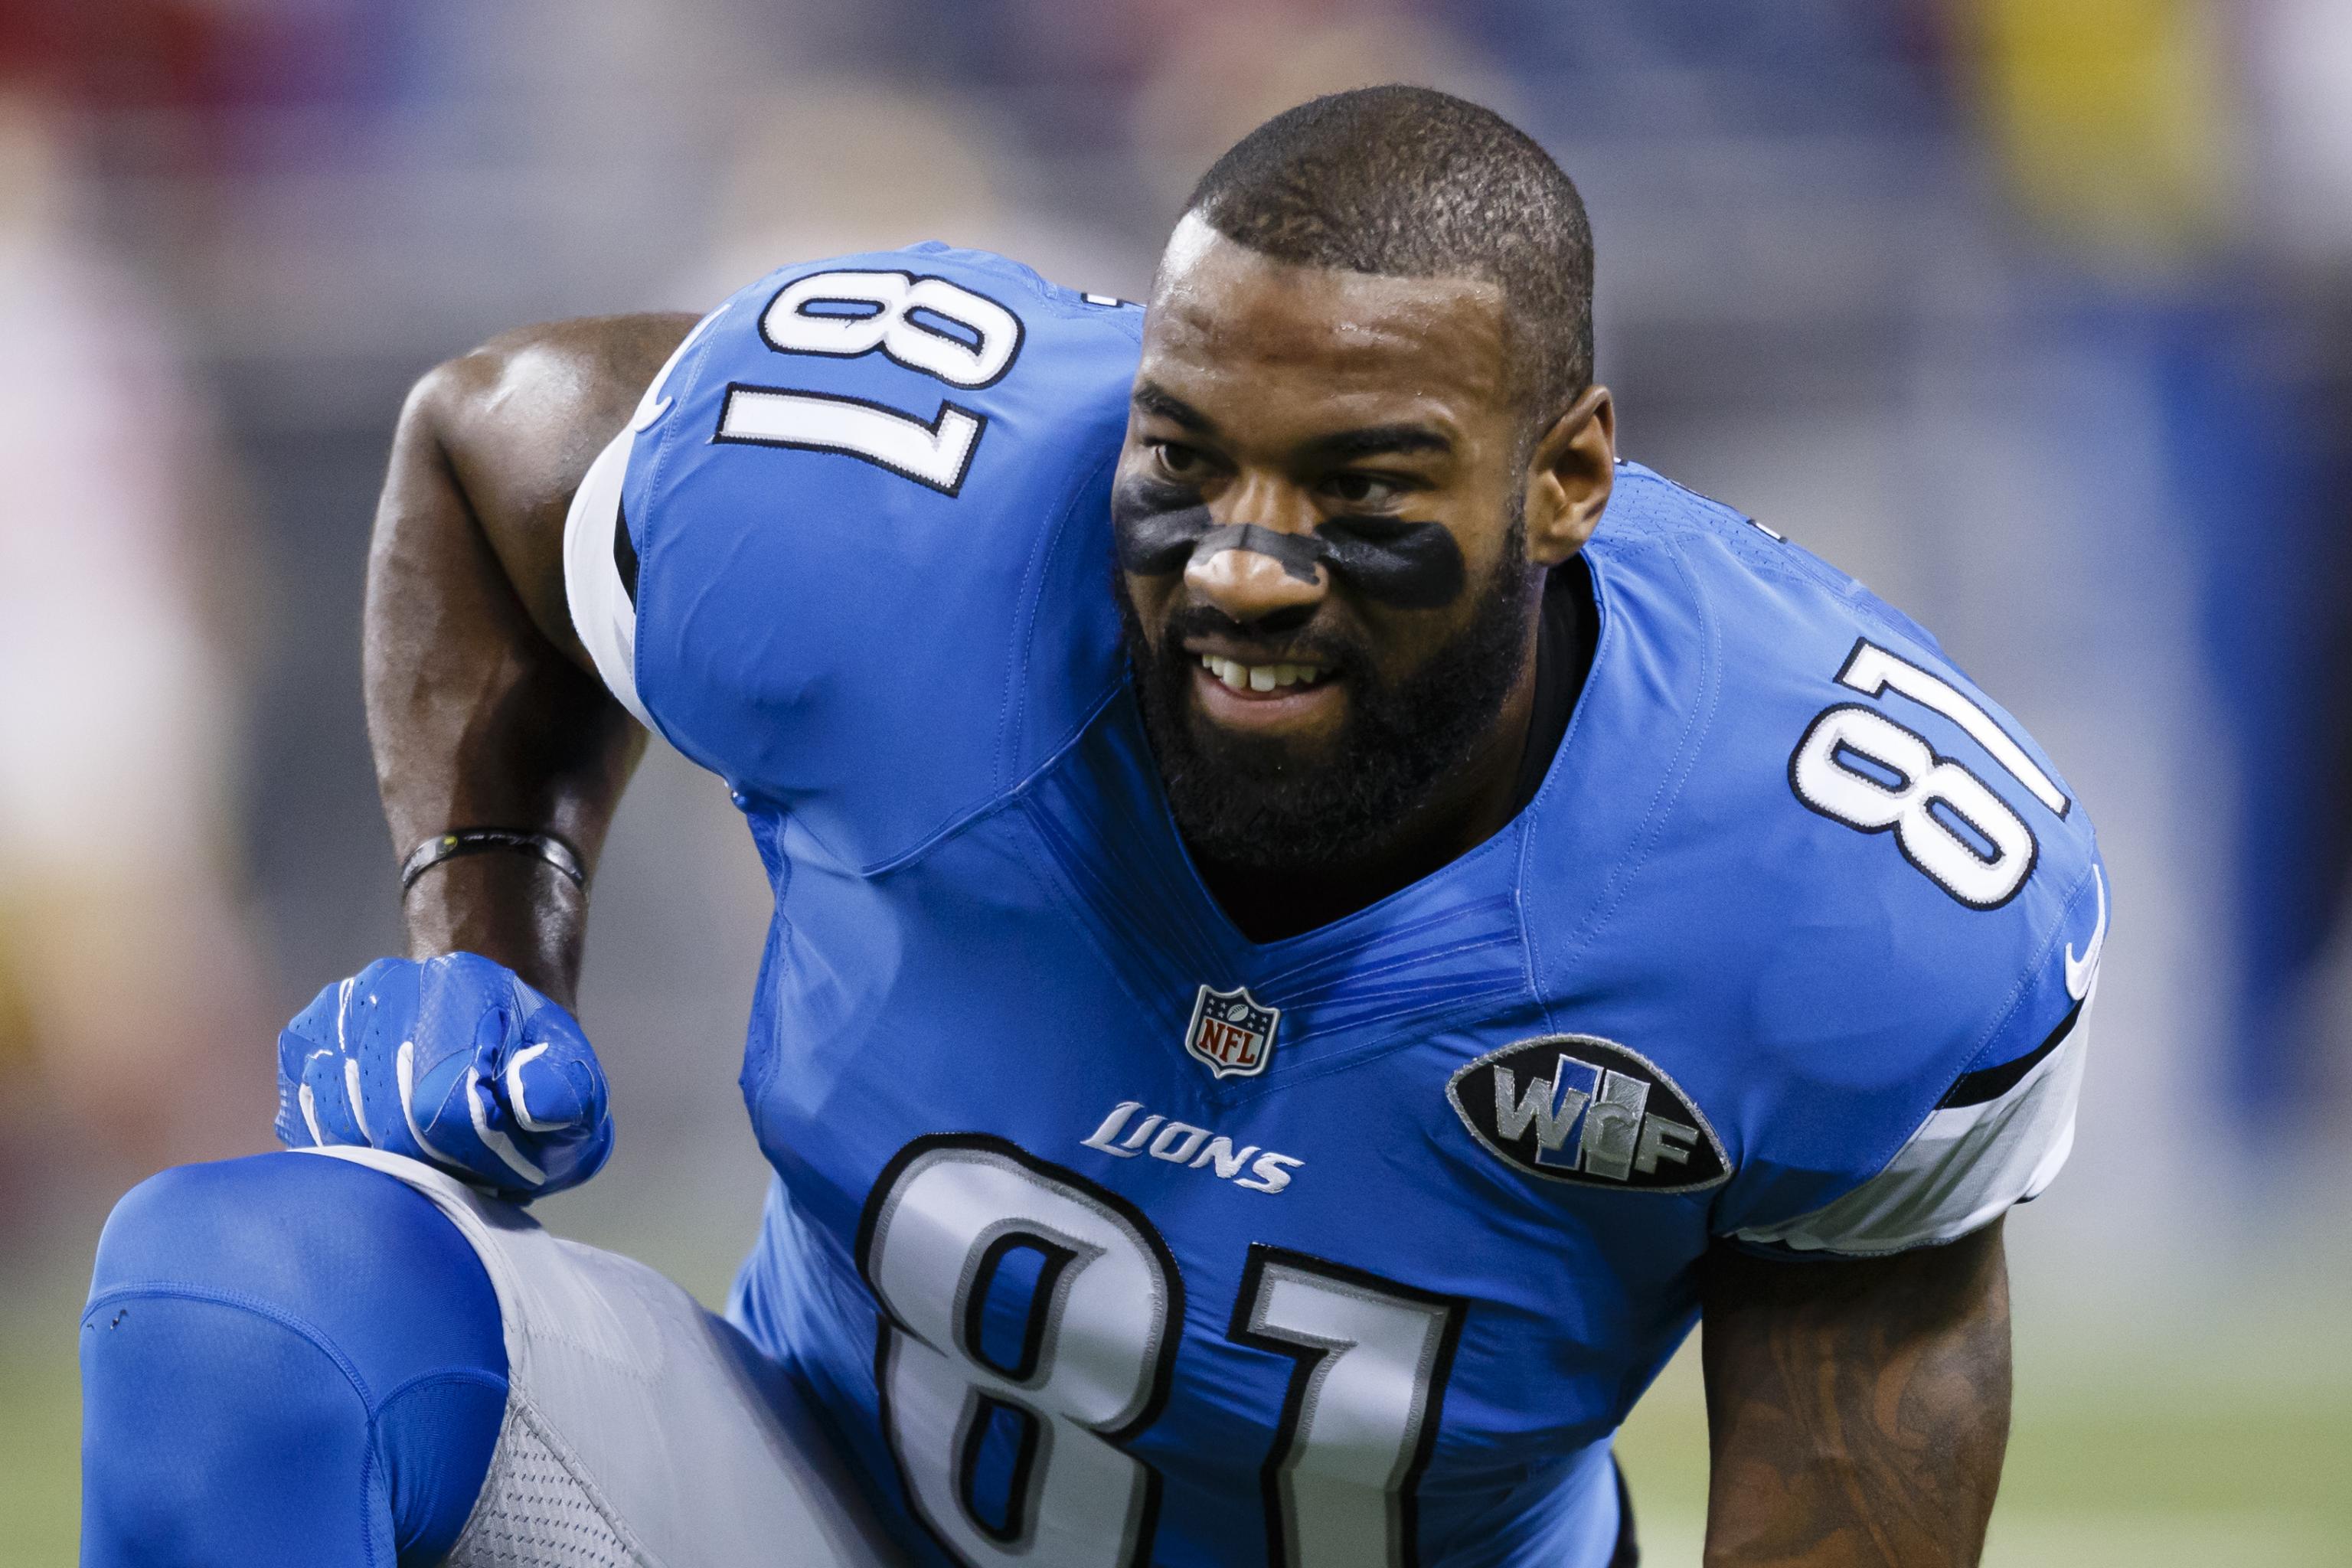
[1116,517,1537,875]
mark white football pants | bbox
[305,1146,905,1568]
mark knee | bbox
[80,1269,381,1562]
[81,1154,509,1564]
[88,1152,501,1364]
[86,1151,507,1403]
[88,1155,279,1297]
[93,1152,384,1292]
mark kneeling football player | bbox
[83,87,2103,1568]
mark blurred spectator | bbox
[0,85,273,1217]
[1957,0,2352,1146]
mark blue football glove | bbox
[275,952,612,1200]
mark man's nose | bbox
[1184,541,1325,623]
[1185,479,1325,624]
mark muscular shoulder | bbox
[1609,462,2096,923]
[1537,464,2103,1253]
[1605,462,2092,885]
[403,314,697,652]
[420,315,701,495]
[603,246,1143,862]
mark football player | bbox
[81,87,2102,1567]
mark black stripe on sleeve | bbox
[615,498,640,607]
[1936,997,2082,1109]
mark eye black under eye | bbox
[1321,513,1419,542]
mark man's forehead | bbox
[1144,215,1508,389]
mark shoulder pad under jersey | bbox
[1523,464,2105,1254]
[566,243,1142,869]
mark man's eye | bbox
[1325,472,1401,508]
[1155,443,1208,479]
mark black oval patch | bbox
[1446,1035,1730,1192]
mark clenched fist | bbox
[276,952,612,1199]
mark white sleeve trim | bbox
[562,426,652,730]
[561,308,723,733]
[1733,988,2093,1256]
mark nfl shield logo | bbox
[1184,985,1280,1080]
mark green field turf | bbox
[8,1262,2344,1566]
[1612,1295,2352,1568]
[0,1285,77,1568]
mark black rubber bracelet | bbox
[400,828,586,893]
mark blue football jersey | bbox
[563,243,2105,1568]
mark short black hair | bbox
[1184,85,1596,430]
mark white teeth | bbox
[1199,655,1325,694]
[1201,655,1244,691]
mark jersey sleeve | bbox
[1587,474,2111,1261]
[561,244,1142,867]
[562,311,720,733]
[1728,864,2103,1256]
[563,426,646,727]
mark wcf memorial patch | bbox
[1447,1035,1728,1192]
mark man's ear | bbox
[1524,386,1615,568]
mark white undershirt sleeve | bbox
[561,308,724,734]
[561,426,653,730]
[1731,988,2093,1256]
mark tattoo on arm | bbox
[1698,1220,2011,1567]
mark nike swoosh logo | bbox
[2065,866,2106,1001]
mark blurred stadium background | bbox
[2,0,2347,1562]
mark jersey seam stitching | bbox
[361,1426,384,1568]
[368,1367,509,1558]
[859,679,1127,877]
[83,1281,380,1409]
[371,1366,511,1416]
[1542,531,1726,1001]
[998,442,1122,794]
[628,307,728,756]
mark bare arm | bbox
[1698,1222,2011,1567]
[362,312,697,1006]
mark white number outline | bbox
[1834,639,2069,817]
[759,269,1025,390]
[858,1141,1473,1568]
[715,384,985,495]
[719,268,1025,497]
[1788,704,2037,908]
[1227,1246,1467,1568]
[1787,638,2067,910]
[857,1135,1181,1568]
